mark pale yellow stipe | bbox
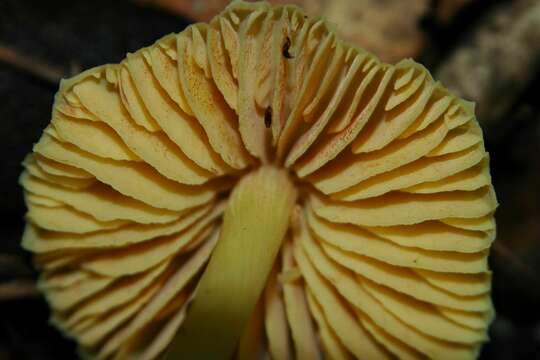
[167,166,297,358]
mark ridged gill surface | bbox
[20,1,497,359]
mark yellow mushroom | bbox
[20,1,497,359]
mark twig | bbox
[0,43,66,84]
[0,254,33,276]
[493,241,540,283]
[0,280,39,301]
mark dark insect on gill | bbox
[185,300,193,314]
[282,36,293,59]
[264,106,272,128]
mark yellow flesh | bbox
[20,1,497,359]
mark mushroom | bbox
[20,1,497,359]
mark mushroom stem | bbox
[167,166,297,359]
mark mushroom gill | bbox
[20,1,497,359]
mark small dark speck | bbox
[264,106,272,128]
[282,36,294,59]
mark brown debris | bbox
[282,36,293,59]
[264,106,272,128]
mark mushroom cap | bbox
[20,1,497,359]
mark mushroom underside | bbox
[20,1,497,359]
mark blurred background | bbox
[0,0,539,358]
